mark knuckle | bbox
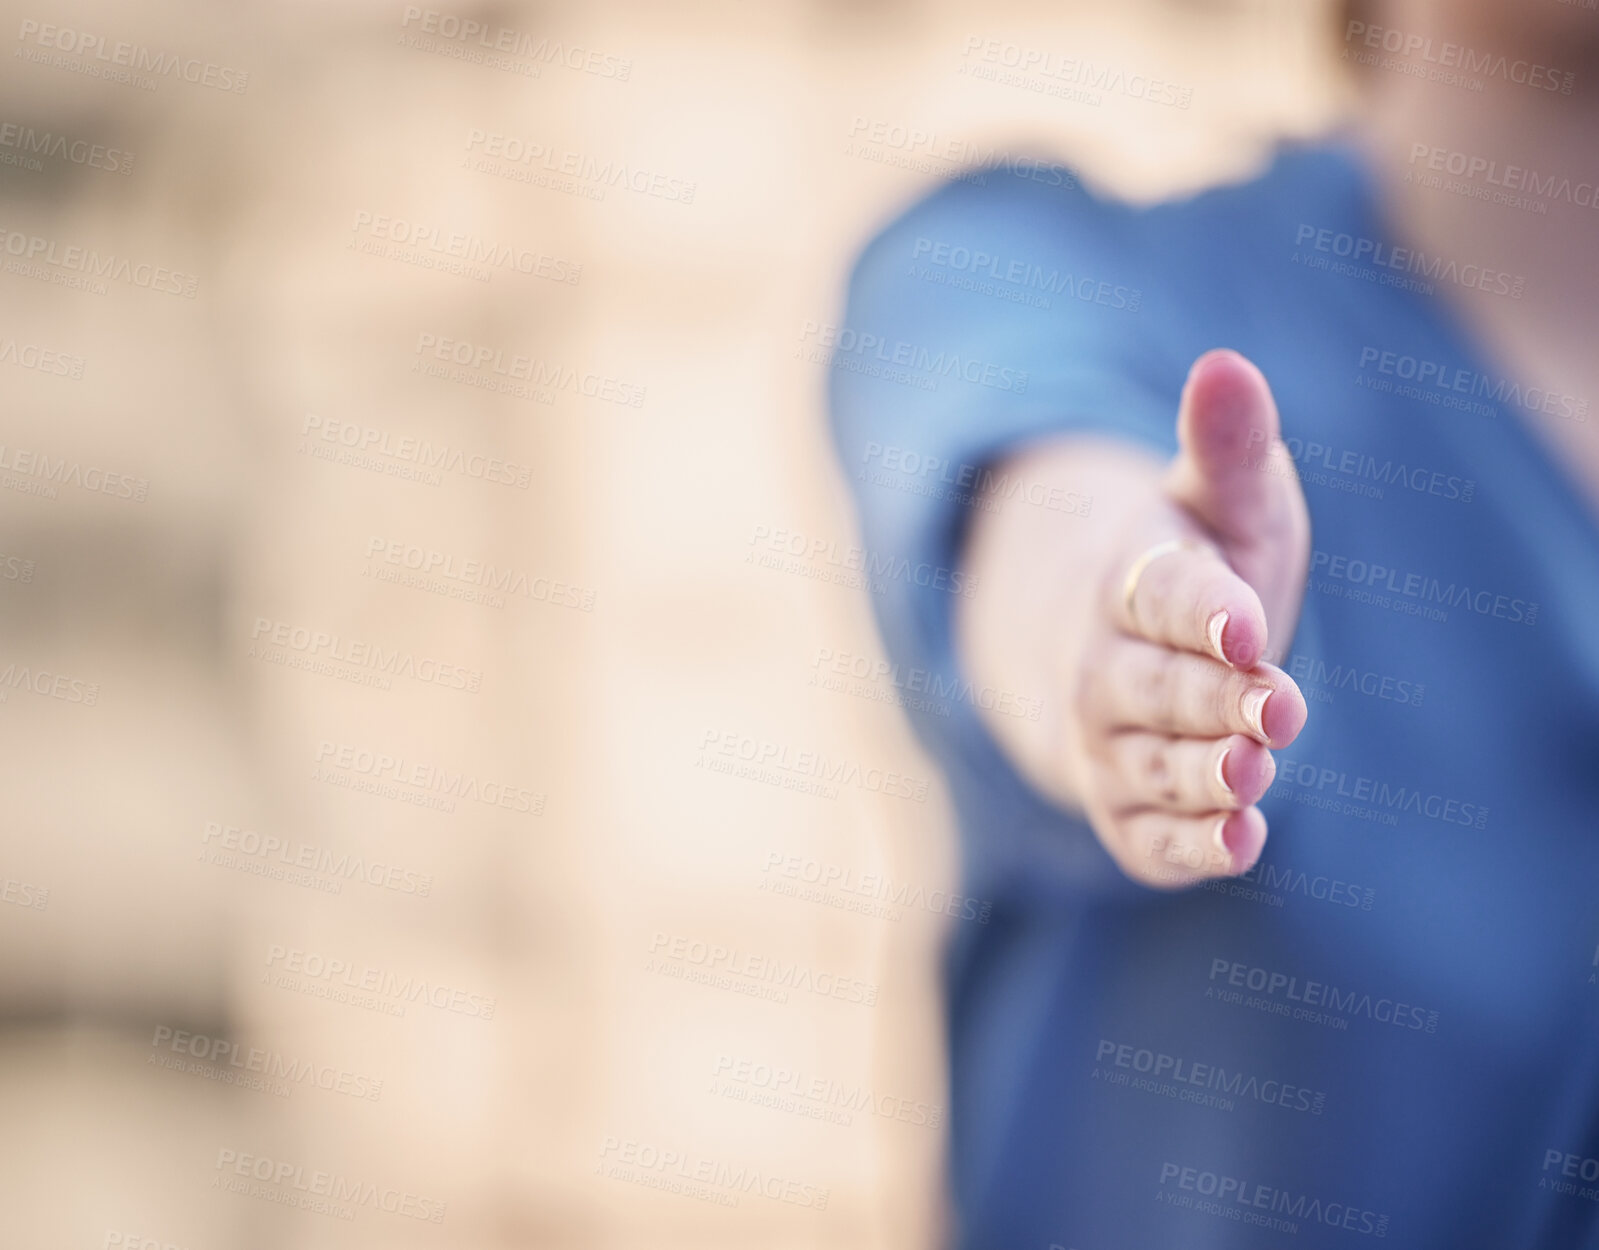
[1135,657,1173,728]
[1142,740,1179,804]
[1158,660,1188,722]
[1172,660,1211,729]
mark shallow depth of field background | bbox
[0,1,1342,1245]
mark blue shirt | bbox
[827,143,1599,1248]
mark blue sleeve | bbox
[826,168,1190,905]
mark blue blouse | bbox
[828,143,1599,1248]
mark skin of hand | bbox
[958,350,1312,888]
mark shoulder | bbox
[845,141,1374,314]
[847,164,1137,301]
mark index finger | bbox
[1116,539,1268,669]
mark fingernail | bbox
[1242,686,1271,740]
[1206,610,1229,663]
[1214,747,1234,800]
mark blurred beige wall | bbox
[0,1,1341,1246]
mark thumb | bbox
[1162,349,1311,663]
[1164,349,1305,553]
